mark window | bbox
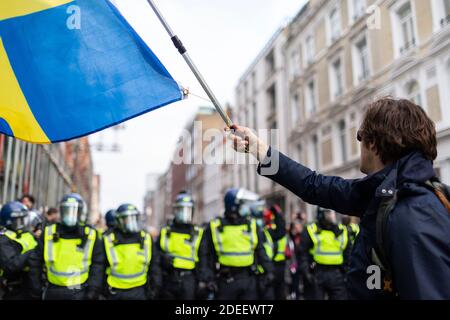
[338,120,348,163]
[442,0,450,27]
[331,58,344,98]
[406,80,421,105]
[267,85,276,114]
[352,0,366,21]
[266,50,275,78]
[306,80,317,115]
[397,2,416,53]
[305,35,315,64]
[290,50,301,78]
[354,37,370,83]
[291,94,300,126]
[329,7,341,42]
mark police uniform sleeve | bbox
[197,230,214,283]
[148,239,162,290]
[28,237,44,299]
[86,230,106,295]
[255,227,274,275]
[258,147,372,216]
[0,236,33,274]
[203,224,218,272]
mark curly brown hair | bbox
[359,97,437,164]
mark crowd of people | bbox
[0,188,358,300]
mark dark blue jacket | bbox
[258,148,450,299]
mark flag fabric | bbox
[0,0,183,144]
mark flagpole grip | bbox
[146,0,233,128]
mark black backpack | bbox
[372,177,450,295]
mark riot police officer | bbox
[0,201,38,300]
[205,188,274,300]
[250,200,275,300]
[299,208,351,300]
[103,204,161,300]
[29,193,105,300]
[157,191,212,300]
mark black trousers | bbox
[106,285,147,300]
[2,286,34,300]
[44,284,87,300]
[161,272,197,300]
[273,262,286,300]
[216,270,258,300]
[257,274,274,300]
[303,267,347,300]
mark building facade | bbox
[0,135,97,220]
[283,0,450,220]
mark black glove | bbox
[85,289,99,300]
[196,281,209,299]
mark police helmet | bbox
[224,188,260,217]
[116,204,142,233]
[173,192,194,224]
[60,193,87,227]
[105,209,116,228]
[0,201,30,232]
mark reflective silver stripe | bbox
[220,251,253,256]
[163,228,169,253]
[168,254,196,262]
[106,234,119,266]
[46,226,55,263]
[212,220,224,253]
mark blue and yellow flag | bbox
[0,0,183,143]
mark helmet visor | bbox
[118,211,142,233]
[60,202,79,227]
[10,211,29,231]
[174,205,193,224]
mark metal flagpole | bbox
[145,0,234,128]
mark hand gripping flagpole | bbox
[146,0,234,128]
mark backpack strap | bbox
[372,191,398,295]
[424,178,450,213]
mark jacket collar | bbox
[369,151,436,198]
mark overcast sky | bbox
[90,0,307,214]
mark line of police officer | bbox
[0,188,356,300]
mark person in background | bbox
[19,194,35,211]
[104,209,116,234]
[28,210,44,239]
[299,208,351,300]
[265,204,288,300]
[287,219,303,300]
[250,200,275,300]
[341,215,360,245]
[45,208,60,224]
